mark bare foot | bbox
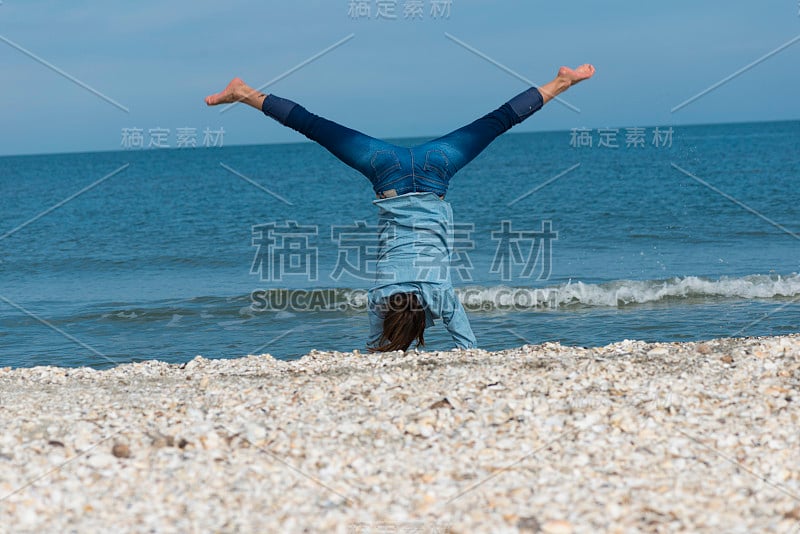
[205,77,267,110]
[557,64,596,86]
[205,78,248,106]
[538,64,596,104]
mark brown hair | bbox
[370,292,426,352]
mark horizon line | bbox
[1,116,798,160]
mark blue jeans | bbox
[261,87,544,198]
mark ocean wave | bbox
[456,273,800,310]
[68,273,800,323]
[248,273,800,312]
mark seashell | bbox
[111,443,131,458]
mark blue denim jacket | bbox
[367,192,477,349]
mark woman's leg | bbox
[205,78,399,186]
[419,64,596,176]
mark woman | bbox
[206,64,595,352]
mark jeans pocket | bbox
[371,150,402,181]
[423,149,451,181]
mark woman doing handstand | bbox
[205,64,595,352]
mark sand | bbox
[1,335,799,533]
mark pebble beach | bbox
[1,335,799,533]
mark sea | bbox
[1,120,798,369]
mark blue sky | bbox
[1,0,799,156]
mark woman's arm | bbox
[441,287,477,349]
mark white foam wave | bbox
[454,273,800,310]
